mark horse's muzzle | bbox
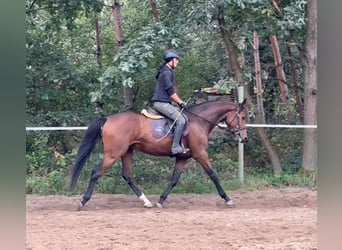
[238,137,248,143]
[233,129,247,143]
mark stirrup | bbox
[171,146,190,154]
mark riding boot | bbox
[171,123,190,154]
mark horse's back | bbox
[106,111,141,120]
[104,112,152,140]
[104,112,145,131]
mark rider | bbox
[151,49,190,155]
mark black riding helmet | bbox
[164,50,179,62]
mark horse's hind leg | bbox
[79,155,116,209]
[121,149,153,208]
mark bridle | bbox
[223,102,247,140]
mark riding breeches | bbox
[152,102,186,126]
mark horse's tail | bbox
[69,117,107,192]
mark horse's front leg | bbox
[157,158,187,208]
[194,152,234,207]
[121,149,153,208]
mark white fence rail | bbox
[26,124,317,131]
[26,127,88,131]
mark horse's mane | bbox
[187,99,233,113]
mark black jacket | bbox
[151,65,176,103]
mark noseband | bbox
[224,102,246,139]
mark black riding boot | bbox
[171,123,190,154]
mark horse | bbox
[69,99,248,209]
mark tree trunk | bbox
[112,0,125,47]
[302,0,317,172]
[250,95,282,174]
[270,34,289,103]
[149,0,160,21]
[216,4,282,174]
[216,5,243,84]
[95,17,102,69]
[112,0,133,110]
[253,31,266,123]
[287,44,304,123]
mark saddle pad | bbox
[149,119,173,138]
[149,119,190,138]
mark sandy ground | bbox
[26,187,317,250]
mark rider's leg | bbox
[153,102,189,154]
[171,120,189,154]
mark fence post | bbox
[238,86,244,185]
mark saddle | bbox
[141,107,189,138]
[141,107,165,120]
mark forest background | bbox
[26,0,317,195]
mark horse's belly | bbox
[132,143,171,156]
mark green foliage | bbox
[212,78,239,94]
[26,10,101,127]
[26,132,74,195]
[96,23,169,88]
[26,0,104,30]
[26,133,52,176]
[26,169,69,195]
[26,150,315,196]
[277,1,307,38]
[243,172,316,190]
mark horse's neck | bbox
[198,102,235,123]
[189,101,235,131]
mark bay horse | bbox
[69,99,248,209]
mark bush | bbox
[26,132,73,194]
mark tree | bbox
[26,0,106,152]
[269,34,289,103]
[149,0,160,21]
[253,31,266,123]
[302,0,317,172]
[216,1,283,174]
[111,0,134,110]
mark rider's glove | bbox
[179,102,187,109]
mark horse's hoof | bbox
[156,202,162,209]
[144,202,153,208]
[225,200,234,207]
[77,201,84,211]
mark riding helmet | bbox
[164,50,179,62]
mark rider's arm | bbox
[170,93,184,105]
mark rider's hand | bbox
[179,102,187,109]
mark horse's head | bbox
[225,99,248,143]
